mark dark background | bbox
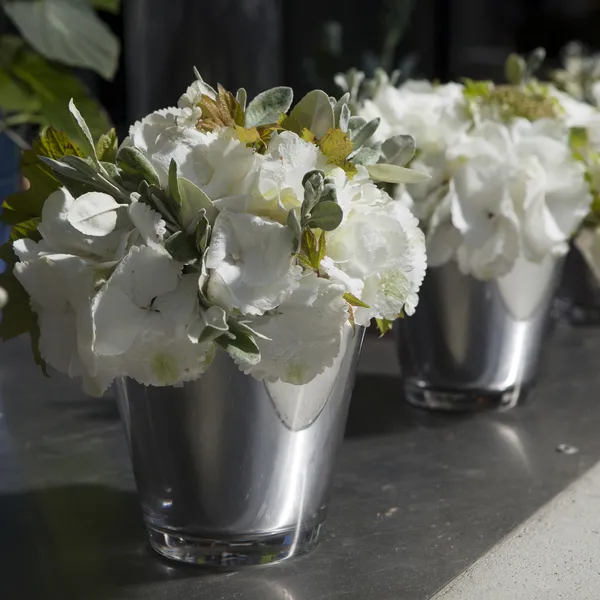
[101,0,600,130]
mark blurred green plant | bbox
[0,0,120,147]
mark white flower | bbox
[324,175,427,323]
[140,126,261,200]
[90,246,213,387]
[205,211,302,315]
[12,242,96,380]
[446,119,590,275]
[178,78,216,109]
[361,80,469,150]
[254,131,327,220]
[127,107,187,155]
[236,274,348,384]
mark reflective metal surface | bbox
[396,258,563,410]
[115,327,364,566]
[557,245,600,326]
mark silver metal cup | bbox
[116,327,364,567]
[396,257,562,411]
[557,244,600,325]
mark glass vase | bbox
[115,327,364,567]
[395,257,562,411]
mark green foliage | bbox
[215,321,261,365]
[0,36,112,139]
[4,0,120,80]
[91,0,121,14]
[375,318,394,337]
[245,86,293,128]
[95,129,118,162]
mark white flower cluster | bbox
[360,78,593,280]
[13,76,427,394]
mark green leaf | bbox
[505,53,526,85]
[4,0,120,80]
[8,36,112,138]
[300,229,320,271]
[66,192,121,236]
[338,103,350,132]
[347,116,367,138]
[96,129,118,162]
[375,318,394,337]
[235,87,247,112]
[351,118,380,150]
[367,163,430,184]
[90,0,121,14]
[381,134,415,167]
[188,305,229,345]
[333,93,350,129]
[343,292,370,308]
[168,159,182,207]
[216,323,261,365]
[245,86,293,127]
[2,150,61,225]
[287,208,302,250]
[0,67,40,113]
[194,211,211,254]
[350,146,381,166]
[178,177,218,229]
[68,99,98,162]
[317,230,327,265]
[164,231,200,264]
[116,146,160,187]
[306,200,343,231]
[286,89,334,138]
[35,126,84,159]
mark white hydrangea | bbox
[235,274,349,384]
[363,78,593,280]
[11,74,429,393]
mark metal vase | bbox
[557,244,600,325]
[395,257,562,411]
[116,327,364,567]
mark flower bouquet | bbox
[341,50,594,410]
[0,71,427,565]
[551,42,600,324]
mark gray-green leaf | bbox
[236,88,247,112]
[350,146,381,166]
[288,90,334,138]
[381,135,415,167]
[245,86,293,127]
[178,177,218,230]
[351,118,380,151]
[306,200,343,231]
[66,191,121,236]
[69,99,98,163]
[347,116,367,138]
[286,208,302,251]
[367,163,430,184]
[116,146,160,187]
[4,0,120,81]
[164,231,199,264]
[188,305,229,344]
[505,53,526,85]
[216,325,261,365]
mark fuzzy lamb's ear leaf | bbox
[367,163,430,184]
[381,135,416,167]
[287,90,334,138]
[66,191,121,236]
[179,177,218,229]
[245,87,293,127]
[216,323,261,365]
[164,230,200,264]
[347,116,367,138]
[338,103,350,132]
[116,146,160,186]
[350,146,381,166]
[69,99,98,163]
[333,92,350,126]
[306,200,343,231]
[351,118,380,150]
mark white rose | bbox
[205,211,302,315]
[236,273,348,384]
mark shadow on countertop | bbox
[0,484,213,600]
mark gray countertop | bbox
[1,324,599,600]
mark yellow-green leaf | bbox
[375,318,394,337]
[35,126,83,160]
[343,292,370,308]
[96,128,118,162]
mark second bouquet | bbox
[342,51,595,410]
